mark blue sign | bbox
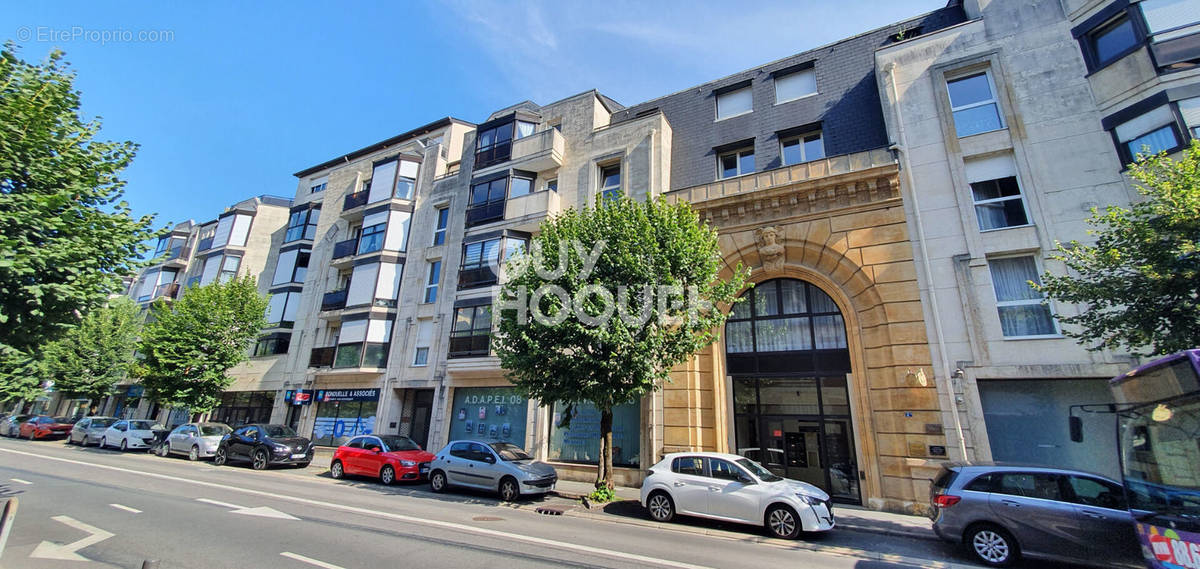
[315,389,379,402]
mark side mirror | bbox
[738,474,755,485]
[1069,416,1083,443]
[482,454,496,464]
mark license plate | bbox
[290,453,305,459]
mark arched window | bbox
[725,279,850,375]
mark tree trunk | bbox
[596,408,614,490]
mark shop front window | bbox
[311,389,379,447]
[547,401,640,467]
[446,386,527,445]
[209,391,276,427]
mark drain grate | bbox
[535,507,564,516]
[472,516,504,522]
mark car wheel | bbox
[188,446,200,461]
[157,442,169,457]
[330,460,345,479]
[646,491,675,523]
[499,476,520,502]
[251,449,269,471]
[966,524,1019,567]
[213,447,227,466]
[99,437,107,449]
[380,465,396,486]
[119,439,128,452]
[765,504,802,539]
[430,470,447,493]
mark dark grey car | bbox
[929,463,1142,567]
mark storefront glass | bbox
[547,401,640,467]
[311,389,380,447]
[446,386,527,446]
[210,391,276,427]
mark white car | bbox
[100,419,163,451]
[640,451,835,539]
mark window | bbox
[413,319,432,367]
[708,459,746,481]
[433,207,448,245]
[474,120,532,167]
[964,154,1029,231]
[515,121,535,139]
[988,256,1057,338]
[449,304,492,358]
[781,133,824,165]
[1180,97,1200,137]
[394,175,415,200]
[719,148,755,179]
[358,223,386,254]
[219,256,240,283]
[361,180,372,194]
[775,68,816,103]
[964,473,998,492]
[253,335,290,357]
[285,208,320,242]
[424,260,441,303]
[672,456,706,476]
[724,279,848,354]
[467,178,507,227]
[310,182,326,194]
[508,176,533,198]
[1090,14,1140,67]
[600,164,622,201]
[1066,476,1127,510]
[460,238,501,289]
[445,161,461,177]
[947,72,1004,137]
[1114,105,1181,162]
[1141,0,1200,43]
[716,86,753,120]
[994,472,1063,501]
[413,347,429,366]
[546,179,558,192]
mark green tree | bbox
[139,276,269,414]
[494,197,747,490]
[0,44,159,401]
[43,297,142,403]
[1038,141,1200,356]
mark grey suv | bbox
[929,463,1142,567]
[428,440,557,501]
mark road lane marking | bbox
[108,504,141,514]
[196,498,298,520]
[280,552,346,569]
[9,478,31,485]
[29,515,114,561]
[0,447,714,569]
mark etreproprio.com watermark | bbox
[16,26,174,45]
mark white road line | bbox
[9,478,31,485]
[108,503,141,514]
[196,498,245,510]
[280,551,346,569]
[0,447,712,569]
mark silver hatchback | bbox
[428,440,557,501]
[929,463,1142,567]
[69,416,117,446]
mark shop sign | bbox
[284,390,314,405]
[1140,523,1200,568]
[316,389,379,402]
[448,387,527,444]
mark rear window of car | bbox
[346,437,364,449]
[932,468,958,491]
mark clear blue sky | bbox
[3,1,943,228]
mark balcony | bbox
[448,334,490,359]
[152,283,180,300]
[458,266,498,290]
[308,346,336,368]
[321,289,348,312]
[505,189,561,232]
[509,128,564,172]
[343,190,369,212]
[332,239,358,260]
[466,201,505,228]
[196,237,215,252]
[1150,25,1200,69]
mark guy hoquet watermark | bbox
[16,26,174,45]
[497,239,714,328]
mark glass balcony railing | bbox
[308,346,336,368]
[196,237,214,252]
[448,334,490,359]
[332,238,358,259]
[321,289,348,311]
[343,190,369,211]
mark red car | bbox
[20,416,76,440]
[330,434,434,485]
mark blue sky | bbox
[3,1,942,228]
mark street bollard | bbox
[0,497,18,562]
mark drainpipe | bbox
[882,62,970,464]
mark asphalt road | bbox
[0,437,1016,569]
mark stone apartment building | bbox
[115,195,293,423]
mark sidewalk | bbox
[551,479,936,541]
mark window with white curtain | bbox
[964,154,1030,231]
[723,279,846,353]
[987,256,1058,338]
[1114,105,1180,161]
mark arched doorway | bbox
[725,278,861,504]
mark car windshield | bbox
[736,458,783,482]
[52,417,73,423]
[263,425,296,438]
[128,421,160,430]
[199,424,230,436]
[90,418,115,428]
[489,442,532,461]
[379,436,420,451]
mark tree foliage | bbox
[42,297,142,402]
[139,277,269,413]
[1038,141,1200,356]
[0,44,159,401]
[494,197,747,488]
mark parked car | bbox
[640,452,835,539]
[19,415,75,440]
[331,434,434,485]
[428,440,557,501]
[99,419,164,451]
[928,463,1142,568]
[156,422,231,461]
[1,415,30,437]
[213,424,313,470]
[68,416,118,446]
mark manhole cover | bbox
[472,516,504,522]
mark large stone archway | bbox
[658,150,947,513]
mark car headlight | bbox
[795,493,820,505]
[399,460,416,467]
[272,443,290,452]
